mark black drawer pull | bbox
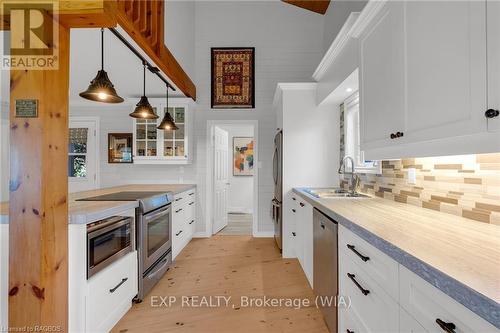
[436,319,456,333]
[321,224,325,229]
[292,197,296,201]
[347,273,370,296]
[299,202,305,207]
[109,278,128,293]
[292,209,296,213]
[189,193,195,196]
[485,108,499,118]
[176,230,183,236]
[175,197,183,202]
[347,330,354,333]
[175,208,183,213]
[347,244,370,262]
[292,232,296,236]
[189,220,194,225]
[189,202,194,206]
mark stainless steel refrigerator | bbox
[272,130,283,250]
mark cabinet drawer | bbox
[399,266,497,333]
[173,189,195,209]
[339,305,371,333]
[87,251,137,332]
[339,225,399,300]
[339,253,399,333]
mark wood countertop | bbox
[0,184,196,224]
[293,188,500,328]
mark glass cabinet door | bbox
[163,106,186,158]
[135,110,158,157]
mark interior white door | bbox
[68,119,98,193]
[213,126,229,234]
[487,0,500,132]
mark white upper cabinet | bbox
[487,0,500,132]
[359,1,405,148]
[358,0,499,159]
[133,98,194,164]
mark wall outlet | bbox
[407,168,417,185]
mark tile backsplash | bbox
[341,153,500,225]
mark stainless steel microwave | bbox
[87,216,134,279]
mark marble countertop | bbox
[293,188,500,329]
[0,184,196,225]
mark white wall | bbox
[218,124,254,214]
[0,67,9,202]
[322,0,367,53]
[165,0,196,80]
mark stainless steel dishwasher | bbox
[313,208,338,333]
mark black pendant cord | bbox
[166,86,169,110]
[101,28,104,70]
[143,61,147,96]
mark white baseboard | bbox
[253,231,274,238]
[228,207,253,214]
[193,231,211,238]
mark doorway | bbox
[68,117,99,192]
[207,120,258,236]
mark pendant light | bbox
[79,28,124,103]
[129,62,159,119]
[157,86,179,130]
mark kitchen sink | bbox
[302,188,370,199]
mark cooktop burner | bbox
[76,191,169,201]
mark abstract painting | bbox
[211,47,255,109]
[233,137,254,176]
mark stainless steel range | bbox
[77,191,174,301]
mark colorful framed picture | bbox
[211,47,255,109]
[108,133,133,163]
[233,137,254,176]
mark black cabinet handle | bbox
[390,133,396,139]
[292,197,296,201]
[396,131,404,137]
[189,220,194,225]
[175,208,183,213]
[321,224,325,229]
[485,109,499,118]
[347,273,370,296]
[436,319,456,333]
[347,244,370,262]
[347,330,354,333]
[175,197,183,202]
[189,193,195,196]
[299,202,305,207]
[109,278,128,293]
[189,202,194,206]
[292,232,296,236]
[176,230,183,236]
[292,209,296,213]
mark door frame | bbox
[206,120,259,237]
[68,116,100,192]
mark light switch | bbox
[407,168,416,185]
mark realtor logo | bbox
[1,1,59,70]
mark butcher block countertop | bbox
[293,188,500,328]
[0,184,196,225]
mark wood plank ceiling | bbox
[282,0,331,15]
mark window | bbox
[342,91,381,173]
[69,128,89,178]
[68,119,98,192]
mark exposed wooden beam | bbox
[282,0,331,15]
[8,18,69,331]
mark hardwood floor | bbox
[217,213,253,235]
[112,236,329,333]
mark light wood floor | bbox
[217,213,253,235]
[112,236,329,333]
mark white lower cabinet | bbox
[172,189,196,260]
[339,225,498,333]
[86,252,138,333]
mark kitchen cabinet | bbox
[338,225,498,333]
[172,189,196,259]
[358,0,499,159]
[487,0,500,132]
[133,98,194,164]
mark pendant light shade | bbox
[129,63,159,119]
[79,29,124,103]
[158,87,179,130]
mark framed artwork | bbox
[211,47,255,109]
[108,133,133,163]
[233,137,254,176]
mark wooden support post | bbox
[8,17,69,331]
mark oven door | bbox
[87,217,133,278]
[142,205,172,270]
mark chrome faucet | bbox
[338,155,360,195]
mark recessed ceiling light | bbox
[346,88,353,93]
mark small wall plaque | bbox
[15,99,38,118]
